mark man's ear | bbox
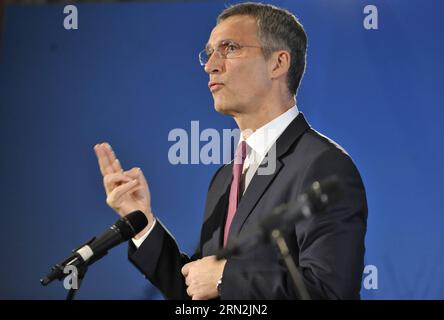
[269,50,291,79]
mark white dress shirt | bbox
[132,104,299,248]
[240,104,299,193]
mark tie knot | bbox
[234,140,247,165]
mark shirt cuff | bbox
[131,218,157,248]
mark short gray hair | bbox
[217,2,307,96]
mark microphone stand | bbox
[217,223,311,300]
[269,228,311,300]
[216,198,317,300]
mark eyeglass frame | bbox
[198,39,266,66]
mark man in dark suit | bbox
[94,3,367,300]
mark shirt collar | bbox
[239,104,299,166]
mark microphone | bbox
[40,210,148,286]
[217,175,342,259]
[259,175,342,234]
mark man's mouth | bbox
[208,82,224,92]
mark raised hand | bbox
[94,142,154,238]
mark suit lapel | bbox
[226,113,311,244]
[200,162,233,253]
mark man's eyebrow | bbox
[205,39,236,51]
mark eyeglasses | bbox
[198,40,263,66]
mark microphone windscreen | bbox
[117,211,148,240]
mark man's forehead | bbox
[206,15,258,47]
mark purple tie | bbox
[223,140,247,247]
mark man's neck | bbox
[234,98,296,134]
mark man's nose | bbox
[204,52,224,74]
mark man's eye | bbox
[227,44,238,52]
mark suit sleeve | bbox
[127,165,226,300]
[127,219,196,299]
[221,148,368,299]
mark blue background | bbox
[0,0,443,299]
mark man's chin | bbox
[213,97,237,114]
[214,103,234,116]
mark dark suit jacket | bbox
[128,113,368,299]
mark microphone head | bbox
[116,211,148,240]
